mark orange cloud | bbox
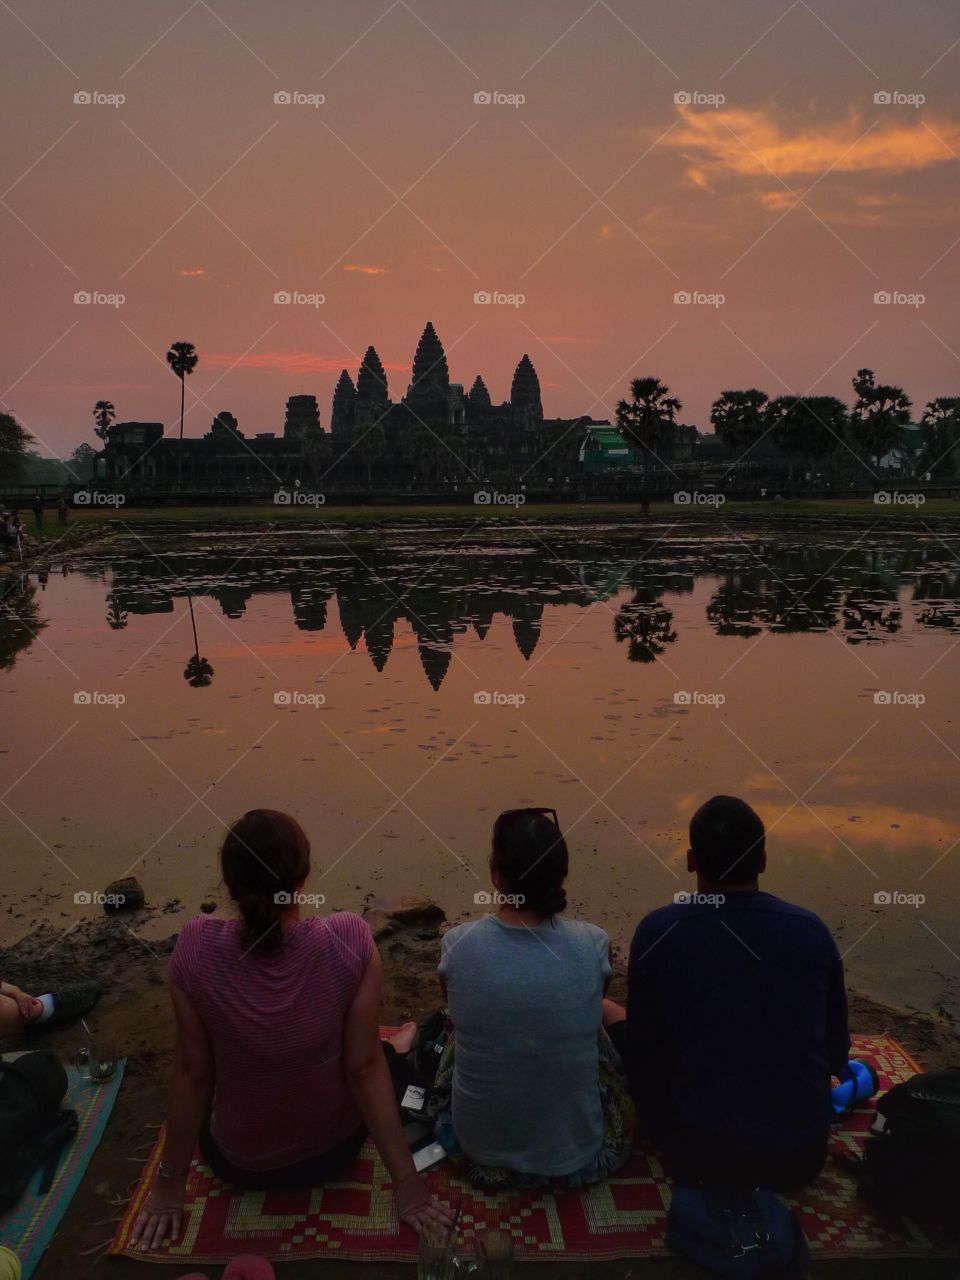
[178,267,207,277]
[343,264,390,275]
[665,104,960,183]
[204,352,409,375]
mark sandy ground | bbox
[1,900,958,1279]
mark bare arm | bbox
[160,984,215,1172]
[344,946,452,1235]
[130,982,213,1251]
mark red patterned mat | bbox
[111,1034,955,1263]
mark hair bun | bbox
[537,886,567,917]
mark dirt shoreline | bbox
[1,904,958,1279]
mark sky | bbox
[2,0,959,456]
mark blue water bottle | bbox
[831,1058,879,1117]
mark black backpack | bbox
[858,1067,960,1225]
[666,1185,810,1279]
[0,1052,77,1210]
[411,1009,451,1088]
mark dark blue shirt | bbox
[625,892,850,1157]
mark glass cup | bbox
[75,1040,118,1084]
[418,1229,453,1280]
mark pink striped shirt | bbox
[169,911,373,1170]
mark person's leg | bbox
[0,990,42,1033]
[602,998,626,1028]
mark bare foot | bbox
[388,1021,417,1055]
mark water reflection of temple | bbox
[98,549,606,690]
[51,540,960,688]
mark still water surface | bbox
[2,521,958,1017]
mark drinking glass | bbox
[74,1039,118,1083]
[418,1229,453,1280]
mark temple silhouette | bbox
[103,323,608,493]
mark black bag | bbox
[858,1068,960,1224]
[666,1185,810,1279]
[0,1051,76,1210]
[411,1009,451,1088]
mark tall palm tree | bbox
[166,341,198,492]
[92,400,115,483]
[616,376,682,466]
[850,368,912,471]
[92,400,115,441]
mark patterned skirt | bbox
[429,1028,635,1191]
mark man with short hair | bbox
[607,795,850,1189]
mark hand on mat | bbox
[394,1172,454,1236]
[129,1172,186,1251]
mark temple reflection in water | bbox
[2,537,958,688]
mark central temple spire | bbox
[405,321,450,413]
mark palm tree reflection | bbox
[183,593,214,687]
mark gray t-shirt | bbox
[438,914,611,1176]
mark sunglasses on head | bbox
[498,806,562,833]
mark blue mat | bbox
[0,1060,125,1279]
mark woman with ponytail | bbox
[130,810,451,1251]
[436,808,632,1188]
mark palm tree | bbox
[710,389,769,457]
[919,398,960,478]
[616,377,682,467]
[166,341,198,493]
[765,395,846,485]
[92,400,115,441]
[92,400,115,483]
[849,369,912,471]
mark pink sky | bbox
[2,0,958,455]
